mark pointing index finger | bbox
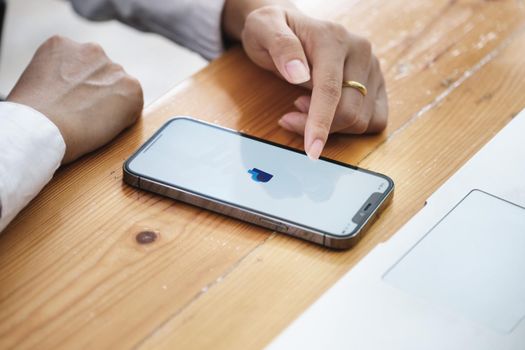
[304,55,345,160]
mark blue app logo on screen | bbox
[248,168,273,183]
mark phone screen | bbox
[126,118,392,236]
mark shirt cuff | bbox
[0,102,66,232]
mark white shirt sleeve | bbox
[70,0,226,60]
[0,102,66,232]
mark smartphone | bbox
[123,117,394,249]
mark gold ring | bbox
[342,80,367,96]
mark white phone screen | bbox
[127,118,392,236]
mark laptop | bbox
[268,109,525,350]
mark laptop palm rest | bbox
[383,189,525,333]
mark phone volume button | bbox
[275,223,288,233]
[259,218,288,233]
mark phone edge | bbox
[122,117,395,250]
[123,169,327,246]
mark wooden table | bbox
[2,0,525,348]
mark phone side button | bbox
[259,218,288,233]
[275,223,288,233]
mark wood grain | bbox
[1,0,525,349]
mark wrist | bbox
[222,0,296,41]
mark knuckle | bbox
[243,11,258,31]
[82,42,105,55]
[131,78,143,95]
[371,111,388,133]
[246,5,281,27]
[351,119,369,134]
[46,35,65,46]
[373,55,380,69]
[252,5,282,19]
[371,56,382,75]
[320,21,349,45]
[270,31,300,51]
[241,19,256,43]
[243,7,282,43]
[121,73,138,88]
[353,36,373,58]
[341,109,360,126]
[122,76,144,122]
[39,35,67,52]
[124,75,143,97]
[111,62,124,73]
[333,23,350,43]
[319,78,342,100]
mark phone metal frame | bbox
[123,117,394,250]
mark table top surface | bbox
[2,0,525,349]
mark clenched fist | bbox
[7,36,144,164]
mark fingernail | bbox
[285,60,310,84]
[278,117,293,130]
[294,98,308,113]
[307,138,324,160]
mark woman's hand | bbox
[223,1,388,159]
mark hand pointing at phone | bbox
[223,1,388,159]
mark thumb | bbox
[258,13,310,84]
